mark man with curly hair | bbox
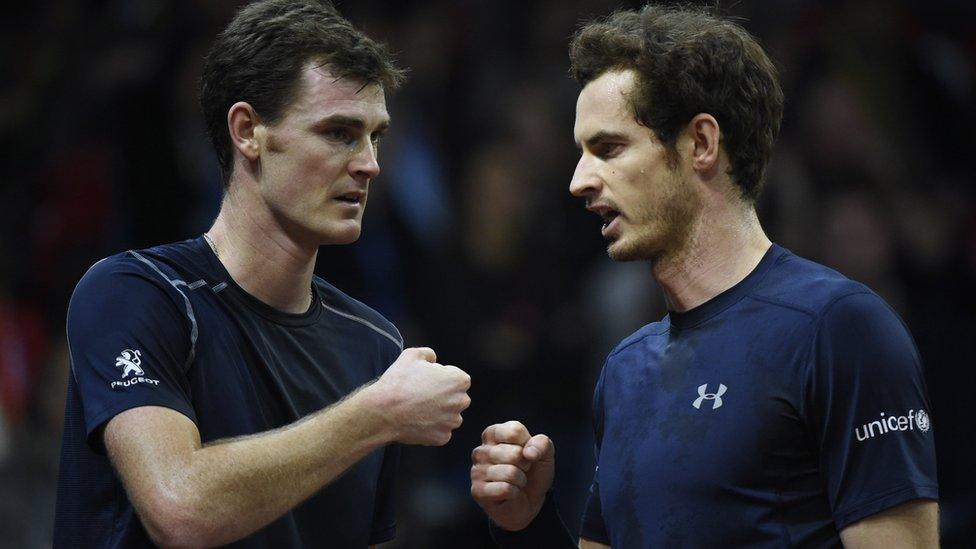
[472,6,938,547]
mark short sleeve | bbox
[804,291,938,529]
[580,365,610,545]
[368,443,399,544]
[66,255,198,452]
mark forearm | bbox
[126,385,393,546]
[109,346,471,547]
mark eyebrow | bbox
[312,115,390,133]
[576,130,630,149]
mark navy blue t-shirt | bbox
[580,244,937,547]
[54,237,403,548]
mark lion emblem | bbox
[115,349,144,378]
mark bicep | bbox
[807,293,938,525]
[839,499,938,548]
[104,406,202,523]
[580,538,611,549]
[67,258,198,451]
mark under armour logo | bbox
[692,383,727,410]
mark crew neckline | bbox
[667,243,784,330]
[195,235,321,327]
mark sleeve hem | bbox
[579,512,610,546]
[86,401,198,452]
[368,523,396,544]
[833,484,939,529]
[579,530,611,546]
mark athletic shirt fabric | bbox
[53,237,403,548]
[579,244,938,547]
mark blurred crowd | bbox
[2,0,974,546]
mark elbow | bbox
[140,490,216,548]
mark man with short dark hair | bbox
[54,1,472,547]
[471,6,938,547]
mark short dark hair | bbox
[200,0,406,185]
[569,5,784,201]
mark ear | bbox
[686,113,721,175]
[227,101,262,162]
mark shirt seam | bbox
[321,301,404,351]
[742,294,818,319]
[798,290,877,429]
[128,251,198,372]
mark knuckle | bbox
[503,468,520,484]
[501,420,526,438]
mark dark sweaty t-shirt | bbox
[580,244,938,547]
[54,236,403,548]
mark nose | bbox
[350,140,381,182]
[569,154,600,198]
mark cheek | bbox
[291,145,348,184]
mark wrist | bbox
[349,380,399,445]
[489,492,575,548]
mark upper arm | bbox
[839,499,938,548]
[68,256,202,541]
[806,292,938,527]
[67,255,197,451]
[580,538,611,549]
[104,406,202,541]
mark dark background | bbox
[2,0,974,546]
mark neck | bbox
[652,200,771,313]
[206,186,318,314]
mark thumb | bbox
[522,434,554,463]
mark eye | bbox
[370,131,385,147]
[593,142,624,159]
[322,127,356,144]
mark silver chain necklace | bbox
[203,233,314,305]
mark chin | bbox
[607,241,642,262]
[607,234,661,262]
[317,222,362,245]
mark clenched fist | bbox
[366,347,471,446]
[470,420,555,531]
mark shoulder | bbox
[69,242,205,327]
[750,247,877,320]
[606,319,670,361]
[750,248,912,358]
[314,277,404,350]
[75,240,204,289]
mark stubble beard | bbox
[607,171,701,264]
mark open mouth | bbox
[600,209,620,229]
[335,192,364,205]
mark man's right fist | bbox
[470,421,555,531]
[367,347,471,446]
